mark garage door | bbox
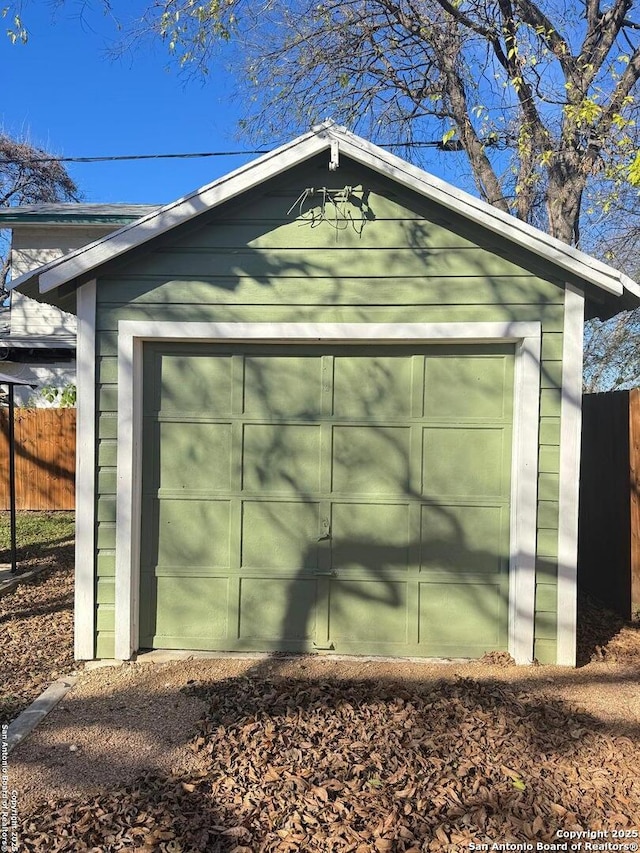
[139,343,514,657]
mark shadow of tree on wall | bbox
[5,149,637,850]
[141,338,517,663]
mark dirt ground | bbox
[9,655,640,817]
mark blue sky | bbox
[0,3,477,208]
[0,3,262,204]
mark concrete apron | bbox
[0,565,52,600]
[6,677,78,754]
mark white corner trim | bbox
[508,330,542,664]
[74,279,96,660]
[556,285,585,666]
[114,320,542,662]
[114,332,143,661]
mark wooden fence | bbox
[0,409,76,511]
[578,389,640,619]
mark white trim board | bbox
[556,286,585,666]
[74,279,96,660]
[114,320,542,664]
[9,123,638,305]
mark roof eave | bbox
[332,129,630,299]
[31,128,331,295]
[8,122,638,307]
[0,335,76,349]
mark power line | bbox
[1,150,271,164]
[0,139,455,166]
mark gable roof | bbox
[9,122,640,307]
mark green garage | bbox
[11,123,640,665]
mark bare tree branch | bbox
[0,134,80,290]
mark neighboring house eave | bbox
[0,204,160,227]
[0,335,76,349]
[7,123,639,309]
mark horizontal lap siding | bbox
[93,156,563,661]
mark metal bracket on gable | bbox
[329,138,340,171]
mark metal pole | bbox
[8,383,16,574]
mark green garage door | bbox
[139,343,514,657]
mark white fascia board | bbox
[331,129,629,298]
[6,269,39,293]
[38,131,329,295]
[619,272,640,300]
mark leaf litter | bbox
[17,673,640,852]
[1,560,75,724]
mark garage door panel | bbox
[328,580,409,642]
[157,499,231,568]
[242,500,321,569]
[159,422,232,491]
[238,577,317,642]
[333,355,413,419]
[243,424,321,493]
[156,353,233,415]
[331,502,411,571]
[332,426,411,495]
[418,581,506,647]
[244,356,324,418]
[141,343,514,657]
[422,427,509,498]
[419,504,508,573]
[424,355,512,419]
[153,576,229,642]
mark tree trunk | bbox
[546,163,587,245]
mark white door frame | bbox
[114,321,542,663]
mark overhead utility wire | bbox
[0,139,462,165]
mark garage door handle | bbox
[315,571,337,577]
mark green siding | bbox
[98,276,562,307]
[92,154,566,660]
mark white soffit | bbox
[9,122,639,303]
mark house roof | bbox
[0,203,160,226]
[8,123,640,310]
